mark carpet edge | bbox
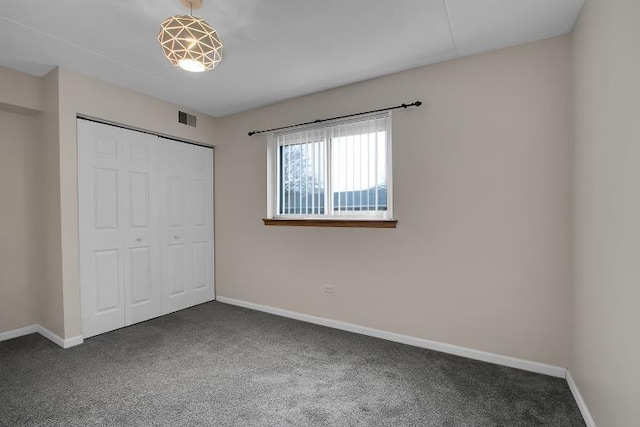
[216,296,567,378]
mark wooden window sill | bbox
[262,219,397,228]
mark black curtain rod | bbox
[247,100,422,136]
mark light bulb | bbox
[178,58,206,72]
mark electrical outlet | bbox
[323,284,335,293]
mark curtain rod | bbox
[247,101,422,136]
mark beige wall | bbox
[0,111,41,332]
[56,68,217,338]
[215,36,573,367]
[38,68,65,336]
[0,66,42,115]
[571,0,640,425]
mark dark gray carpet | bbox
[0,302,584,426]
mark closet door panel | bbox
[191,177,208,296]
[168,243,186,295]
[78,121,126,338]
[188,144,215,306]
[122,129,162,325]
[93,168,119,231]
[129,247,152,304]
[160,140,214,312]
[161,139,193,313]
[128,172,150,228]
[167,176,185,226]
[94,250,120,313]
[192,241,207,291]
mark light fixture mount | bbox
[180,0,202,10]
[158,0,223,72]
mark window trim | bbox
[266,112,394,224]
[262,218,397,228]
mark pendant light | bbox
[158,0,223,72]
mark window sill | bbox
[262,219,398,228]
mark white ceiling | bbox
[0,0,584,117]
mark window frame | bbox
[266,112,394,224]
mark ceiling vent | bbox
[178,111,197,127]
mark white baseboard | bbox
[0,324,38,342]
[0,324,83,349]
[36,325,84,348]
[566,370,597,427]
[216,296,567,378]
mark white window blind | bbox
[267,112,392,220]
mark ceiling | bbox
[0,0,584,118]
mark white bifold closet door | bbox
[161,138,215,313]
[78,120,214,339]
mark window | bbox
[266,112,393,224]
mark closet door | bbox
[78,120,126,338]
[188,143,215,306]
[79,119,214,337]
[160,139,214,313]
[122,129,162,324]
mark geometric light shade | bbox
[158,14,223,72]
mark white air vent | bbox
[178,111,197,127]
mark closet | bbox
[78,119,214,338]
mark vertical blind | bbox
[275,112,391,219]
